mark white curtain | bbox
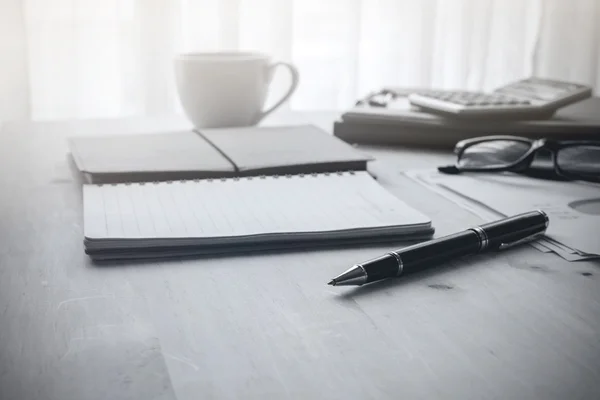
[2,0,600,121]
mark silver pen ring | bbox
[471,226,489,251]
[388,251,404,276]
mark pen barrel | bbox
[363,254,404,283]
[397,230,481,274]
[479,210,548,250]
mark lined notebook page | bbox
[83,171,430,240]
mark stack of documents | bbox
[406,170,600,261]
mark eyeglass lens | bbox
[556,145,600,175]
[458,140,531,168]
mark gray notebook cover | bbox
[69,131,235,183]
[199,124,372,175]
[69,125,372,183]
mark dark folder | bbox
[334,96,600,148]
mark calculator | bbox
[407,77,592,120]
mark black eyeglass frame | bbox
[446,135,600,183]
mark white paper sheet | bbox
[406,170,600,261]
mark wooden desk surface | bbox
[1,114,599,400]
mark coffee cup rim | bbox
[175,51,270,62]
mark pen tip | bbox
[327,280,336,286]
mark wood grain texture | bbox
[1,114,599,400]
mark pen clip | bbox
[498,231,545,250]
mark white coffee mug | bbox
[174,52,299,129]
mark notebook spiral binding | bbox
[95,170,359,187]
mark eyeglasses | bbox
[438,136,600,183]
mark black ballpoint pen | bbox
[328,210,549,287]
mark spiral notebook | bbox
[83,171,434,261]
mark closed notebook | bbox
[69,125,372,183]
[83,171,434,261]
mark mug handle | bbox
[258,62,300,122]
